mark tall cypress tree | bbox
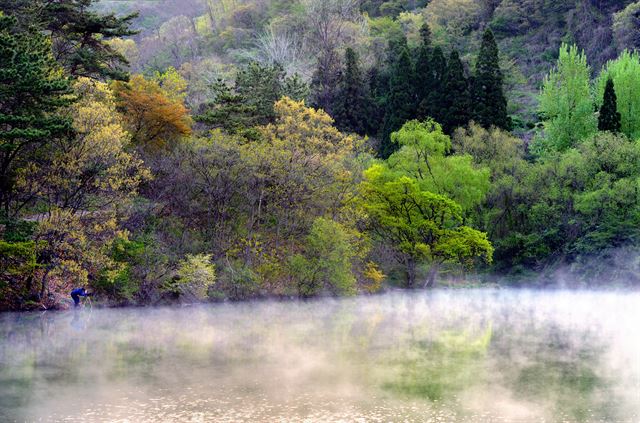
[380,47,415,158]
[598,78,622,133]
[420,46,447,124]
[472,29,511,130]
[415,23,433,117]
[442,50,471,134]
[310,48,341,116]
[367,65,387,138]
[334,48,370,135]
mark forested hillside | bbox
[2,0,640,310]
[95,0,640,126]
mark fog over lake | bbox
[1,289,639,422]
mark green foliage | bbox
[388,120,491,212]
[380,47,416,158]
[7,0,640,307]
[537,44,597,153]
[92,237,147,303]
[598,78,622,133]
[360,120,493,287]
[0,14,73,214]
[472,29,511,131]
[595,51,640,139]
[1,0,138,80]
[0,240,37,278]
[442,50,471,134]
[219,260,261,301]
[196,62,307,136]
[0,240,38,310]
[195,79,260,137]
[166,254,217,301]
[419,46,447,124]
[0,216,36,242]
[613,2,640,51]
[289,218,358,297]
[414,23,434,119]
[333,48,371,135]
[490,132,640,274]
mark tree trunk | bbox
[406,256,416,288]
[424,263,439,289]
[39,268,50,301]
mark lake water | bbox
[1,289,639,422]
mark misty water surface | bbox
[1,289,639,422]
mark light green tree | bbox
[169,254,216,301]
[595,50,640,139]
[359,120,493,287]
[537,44,597,152]
[359,166,493,288]
[289,217,358,297]
[386,120,491,212]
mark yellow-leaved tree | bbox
[17,78,151,306]
[113,74,192,151]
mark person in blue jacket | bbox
[70,287,91,307]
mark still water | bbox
[1,289,639,422]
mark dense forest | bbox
[2,0,640,310]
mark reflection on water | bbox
[1,290,639,422]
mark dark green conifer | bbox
[367,66,387,137]
[472,29,511,130]
[310,48,341,116]
[1,0,138,80]
[196,62,307,138]
[334,48,370,135]
[195,79,258,137]
[420,46,447,124]
[380,47,415,158]
[415,23,434,119]
[442,50,471,134]
[598,78,622,133]
[0,14,73,213]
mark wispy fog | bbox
[1,289,639,422]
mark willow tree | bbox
[360,120,493,287]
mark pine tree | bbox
[1,0,138,80]
[334,48,370,135]
[195,79,258,136]
[598,78,622,133]
[197,62,307,137]
[420,46,447,124]
[472,29,511,130]
[380,47,415,158]
[442,50,471,134]
[0,14,73,214]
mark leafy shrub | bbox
[165,254,216,301]
[289,218,357,297]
